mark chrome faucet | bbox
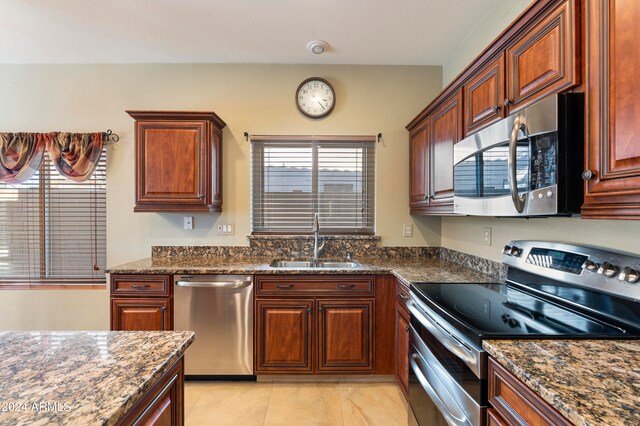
[312,213,326,265]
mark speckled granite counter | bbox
[107,256,500,285]
[483,339,640,426]
[0,331,194,426]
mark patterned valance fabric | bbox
[0,133,47,184]
[47,132,104,182]
[0,132,104,183]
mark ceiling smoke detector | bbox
[306,40,329,55]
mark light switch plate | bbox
[483,227,492,246]
[216,223,234,235]
[183,216,193,230]
[403,223,413,237]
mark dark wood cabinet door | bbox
[464,54,506,135]
[409,121,429,212]
[582,0,640,218]
[394,304,410,398]
[487,408,508,426]
[505,0,579,112]
[318,299,373,371]
[429,90,462,210]
[128,111,225,213]
[111,298,171,331]
[255,300,313,372]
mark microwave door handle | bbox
[509,114,527,213]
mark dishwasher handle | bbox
[175,280,252,289]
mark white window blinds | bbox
[251,136,375,234]
[0,151,106,287]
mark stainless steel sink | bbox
[269,260,361,269]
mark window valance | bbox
[0,132,110,183]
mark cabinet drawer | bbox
[111,274,171,296]
[489,357,571,426]
[255,275,374,296]
[395,281,410,317]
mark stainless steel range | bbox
[407,241,640,426]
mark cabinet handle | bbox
[319,306,324,312]
[424,194,429,200]
[131,283,151,289]
[504,98,511,107]
[337,284,354,289]
[493,105,501,113]
[160,306,165,312]
[405,325,410,332]
[398,293,409,300]
[276,284,294,289]
[197,194,205,199]
[582,170,594,180]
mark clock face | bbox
[296,77,335,118]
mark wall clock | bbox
[296,77,335,118]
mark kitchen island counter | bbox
[483,339,640,426]
[0,330,194,426]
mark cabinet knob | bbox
[404,325,410,332]
[493,105,501,113]
[504,98,512,107]
[582,170,594,180]
[307,307,312,312]
[197,194,205,199]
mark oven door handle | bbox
[410,353,472,426]
[508,114,527,213]
[408,300,477,367]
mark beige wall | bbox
[442,0,532,85]
[0,63,442,330]
[439,0,640,260]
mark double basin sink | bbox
[269,260,361,269]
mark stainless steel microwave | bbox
[453,93,584,217]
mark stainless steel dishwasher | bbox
[174,274,254,380]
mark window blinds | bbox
[0,150,106,287]
[251,136,375,234]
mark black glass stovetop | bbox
[410,277,640,347]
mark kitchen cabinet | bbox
[464,54,506,135]
[254,274,394,374]
[111,298,171,331]
[581,0,640,219]
[488,357,571,426]
[505,0,579,112]
[487,409,508,426]
[116,358,184,426]
[407,90,462,215]
[394,280,410,398]
[110,274,173,331]
[127,111,225,213]
[255,300,313,372]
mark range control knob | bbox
[597,261,619,278]
[619,267,640,284]
[502,245,512,255]
[581,259,599,272]
[509,246,522,257]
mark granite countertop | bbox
[0,331,194,426]
[483,339,640,426]
[106,256,499,285]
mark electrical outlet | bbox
[403,223,413,237]
[483,227,492,246]
[216,223,234,235]
[183,216,193,230]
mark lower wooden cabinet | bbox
[110,274,173,331]
[255,297,374,373]
[111,298,171,331]
[255,300,313,372]
[488,357,571,426]
[487,408,508,426]
[318,300,373,371]
[394,305,410,398]
[116,357,184,426]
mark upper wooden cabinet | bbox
[464,54,506,135]
[582,0,640,219]
[408,91,461,215]
[127,111,226,213]
[505,0,579,112]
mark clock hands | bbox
[318,101,325,110]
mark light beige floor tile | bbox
[263,383,344,426]
[339,383,408,426]
[184,382,210,417]
[185,382,273,426]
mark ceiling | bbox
[0,0,506,65]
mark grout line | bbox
[260,381,273,426]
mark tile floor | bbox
[184,379,409,426]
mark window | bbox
[0,151,106,288]
[251,136,375,234]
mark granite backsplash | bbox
[151,236,506,279]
